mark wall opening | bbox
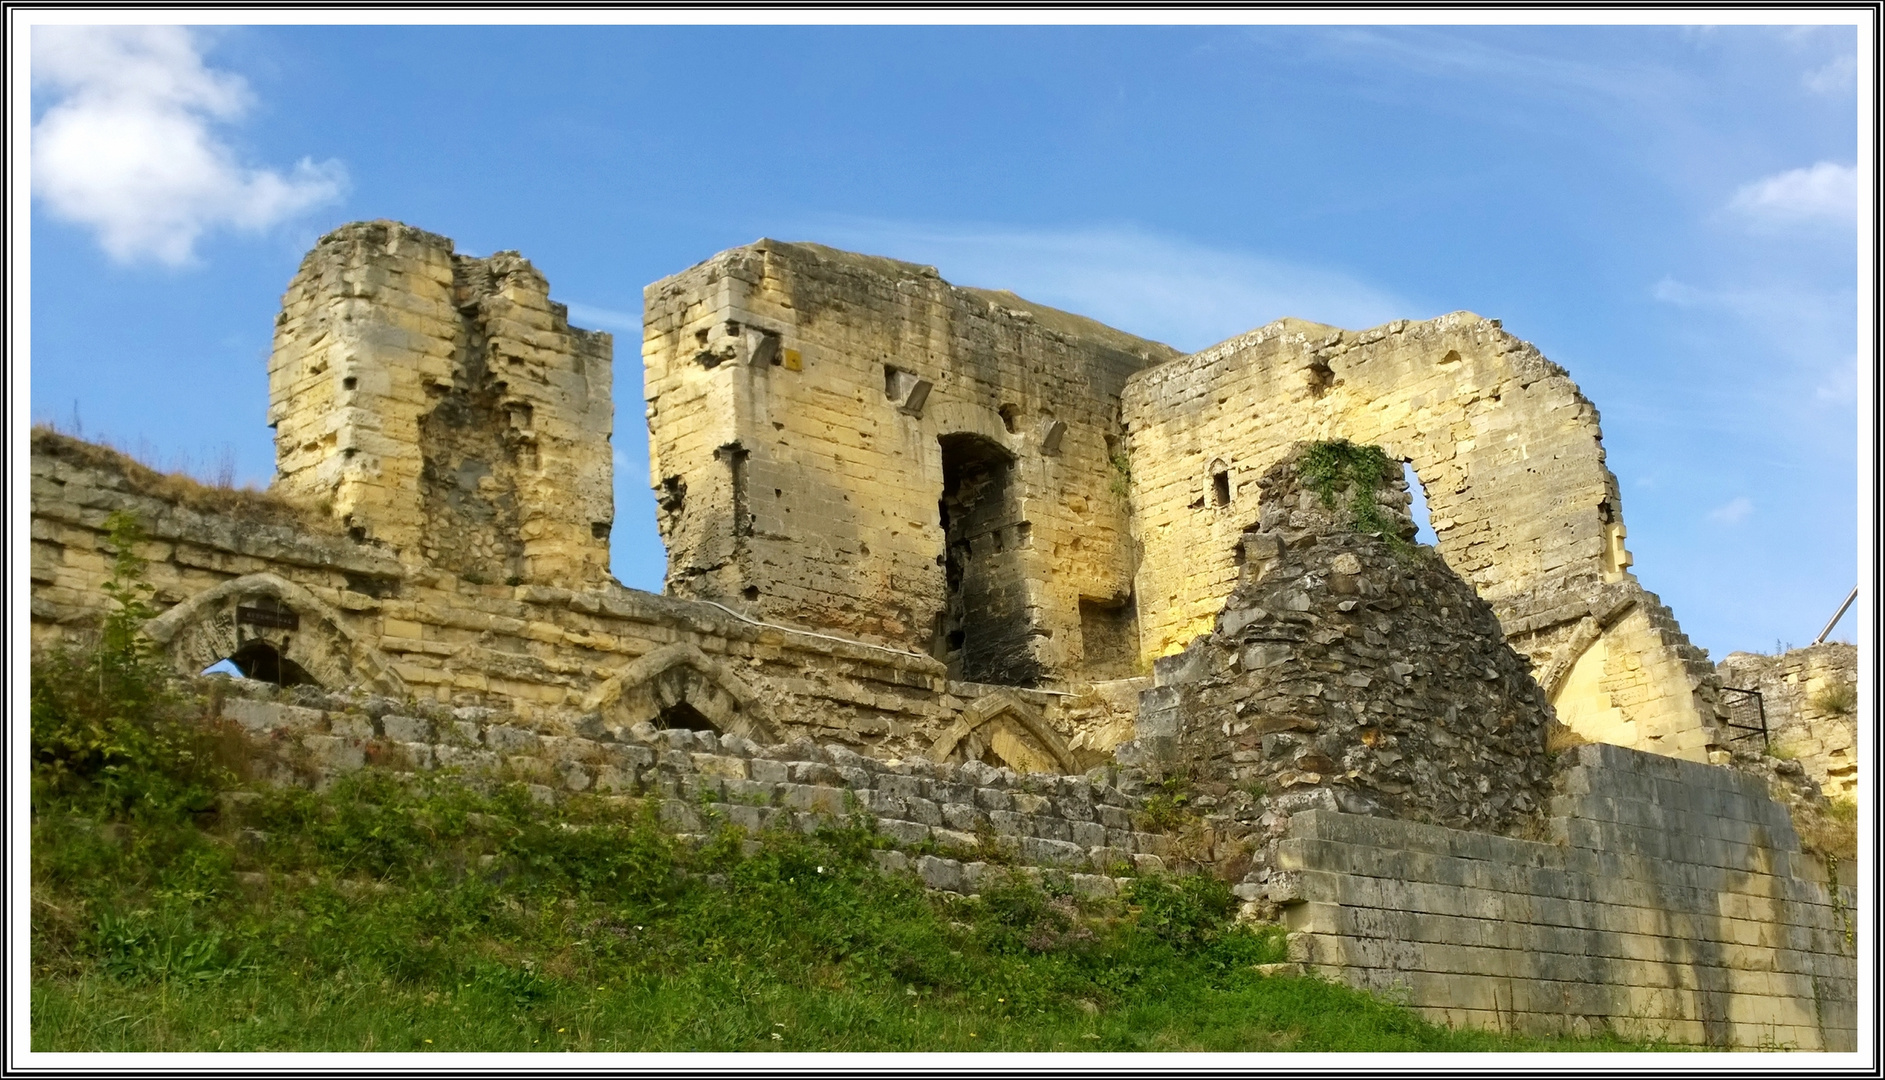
[657,700,719,734]
[1079,595,1139,679]
[938,432,1040,687]
[1212,466,1232,507]
[1402,461,1437,546]
[218,640,316,687]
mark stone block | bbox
[876,819,932,846]
[917,855,965,892]
[1020,836,1087,867]
[381,714,432,742]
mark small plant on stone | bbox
[1809,684,1856,717]
[1135,775,1195,833]
[1108,452,1132,500]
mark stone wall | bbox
[642,241,1178,681]
[1119,314,1726,762]
[205,676,1168,900]
[269,221,615,588]
[1277,743,1857,1051]
[1717,644,1860,800]
[29,430,1125,773]
[1123,446,1557,835]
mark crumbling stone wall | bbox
[30,430,1125,772]
[269,221,615,587]
[1120,315,1724,762]
[1123,447,1556,835]
[1717,644,1860,800]
[642,241,1178,681]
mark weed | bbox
[1809,684,1856,717]
[1296,440,1412,557]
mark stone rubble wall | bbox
[1276,742,1857,1051]
[1124,448,1557,835]
[1120,314,1724,761]
[642,240,1178,680]
[208,678,1170,900]
[1717,644,1860,800]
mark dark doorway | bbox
[225,640,316,687]
[937,432,1041,686]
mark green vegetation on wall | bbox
[1297,440,1413,556]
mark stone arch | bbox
[142,572,406,695]
[582,642,779,744]
[927,690,1078,774]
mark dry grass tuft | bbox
[31,426,339,534]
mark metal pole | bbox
[1813,586,1859,645]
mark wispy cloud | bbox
[1289,27,1691,109]
[31,26,345,265]
[1726,162,1856,226]
[1802,52,1857,95]
[1707,496,1754,525]
[564,302,640,333]
[797,220,1411,352]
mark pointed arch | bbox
[583,642,779,744]
[143,572,406,695]
[928,690,1078,774]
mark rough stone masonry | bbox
[28,220,1856,1048]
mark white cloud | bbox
[1803,53,1857,94]
[563,302,642,333]
[1707,496,1754,525]
[31,26,345,265]
[800,220,1411,352]
[1726,162,1856,225]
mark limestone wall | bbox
[269,221,614,588]
[1717,645,1860,800]
[642,241,1178,682]
[30,431,1122,773]
[1120,314,1724,761]
[1277,743,1856,1050]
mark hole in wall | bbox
[1306,359,1335,398]
[657,700,719,734]
[1212,469,1232,507]
[998,404,1020,433]
[342,376,357,391]
[742,585,759,602]
[1402,461,1437,545]
[215,640,316,687]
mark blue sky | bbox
[23,18,1867,661]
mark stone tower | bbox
[267,221,614,587]
[641,240,1179,684]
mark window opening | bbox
[1402,461,1437,545]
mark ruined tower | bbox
[642,241,1179,684]
[267,221,615,587]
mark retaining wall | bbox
[1275,742,1857,1050]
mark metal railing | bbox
[1718,686,1768,748]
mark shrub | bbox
[31,512,231,822]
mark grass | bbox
[31,425,334,534]
[31,772,1660,1054]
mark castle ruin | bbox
[28,220,1856,1049]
